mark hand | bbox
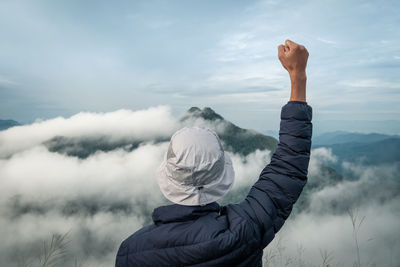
[278,40,309,102]
[278,40,309,76]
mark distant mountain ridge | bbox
[313,131,400,178]
[0,119,20,131]
[313,130,400,146]
[314,138,400,166]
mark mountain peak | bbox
[181,107,278,156]
[187,107,223,121]
[188,107,201,113]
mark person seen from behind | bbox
[116,39,312,266]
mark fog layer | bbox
[0,107,398,266]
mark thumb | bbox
[278,44,285,59]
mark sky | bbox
[0,0,399,135]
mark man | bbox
[116,40,312,266]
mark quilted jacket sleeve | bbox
[233,101,312,248]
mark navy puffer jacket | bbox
[116,101,312,266]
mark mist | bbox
[0,107,399,266]
[266,158,400,266]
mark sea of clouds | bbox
[0,106,399,266]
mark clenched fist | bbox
[278,40,309,102]
[278,40,309,75]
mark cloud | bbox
[0,106,274,266]
[310,147,338,165]
[262,154,400,266]
[0,106,399,266]
[339,79,400,90]
[0,106,178,158]
[0,75,17,86]
[316,37,337,45]
[0,143,167,265]
[308,162,400,215]
[229,149,271,190]
[270,199,400,266]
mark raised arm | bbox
[231,40,312,248]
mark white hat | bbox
[157,127,235,206]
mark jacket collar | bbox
[152,202,221,225]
